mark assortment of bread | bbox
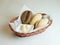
[9,10,52,37]
[21,10,49,29]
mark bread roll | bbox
[30,13,42,25]
[20,24,34,33]
[21,10,32,24]
[35,18,49,28]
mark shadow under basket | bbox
[9,16,53,37]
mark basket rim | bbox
[9,16,53,34]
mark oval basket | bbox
[9,15,52,37]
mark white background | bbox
[0,0,60,45]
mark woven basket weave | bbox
[9,15,52,37]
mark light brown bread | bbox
[30,13,42,25]
[35,18,49,28]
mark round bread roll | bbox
[35,18,49,28]
[30,13,42,25]
[21,10,32,24]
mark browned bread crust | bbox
[21,10,32,24]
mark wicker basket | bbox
[9,15,52,37]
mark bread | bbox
[21,10,32,24]
[30,13,42,25]
[35,18,49,28]
[20,24,34,33]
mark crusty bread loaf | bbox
[30,13,42,25]
[35,18,49,28]
[21,10,32,24]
